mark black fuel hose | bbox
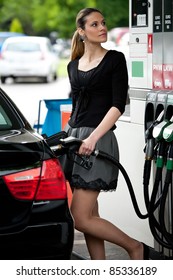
[159,170,173,247]
[143,159,152,209]
[158,144,173,247]
[148,167,173,249]
[97,149,173,249]
[147,142,173,249]
[143,137,156,210]
[94,149,149,219]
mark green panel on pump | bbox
[132,61,144,77]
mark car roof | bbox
[0,31,25,37]
[0,32,26,50]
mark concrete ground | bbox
[71,230,170,260]
[71,230,130,260]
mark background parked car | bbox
[0,36,59,84]
[102,28,130,76]
[108,27,129,46]
[0,31,26,53]
[0,86,74,260]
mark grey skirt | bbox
[61,125,119,192]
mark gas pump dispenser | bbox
[129,0,173,258]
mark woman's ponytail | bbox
[70,30,84,61]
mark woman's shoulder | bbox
[106,49,125,60]
[67,57,79,70]
[104,50,126,67]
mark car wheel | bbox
[42,73,54,83]
[53,73,57,81]
[0,76,6,84]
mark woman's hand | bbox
[78,137,96,156]
[78,108,121,156]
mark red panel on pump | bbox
[153,64,163,89]
[163,64,173,90]
[148,34,153,53]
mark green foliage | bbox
[0,0,129,37]
[96,0,129,29]
[57,58,69,78]
[0,0,35,34]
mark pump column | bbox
[129,0,154,126]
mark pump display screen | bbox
[132,0,148,27]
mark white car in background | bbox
[0,36,59,84]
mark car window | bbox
[0,95,21,130]
[0,105,12,129]
[0,37,6,44]
[6,42,41,52]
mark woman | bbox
[66,7,149,260]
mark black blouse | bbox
[67,50,128,129]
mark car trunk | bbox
[0,129,45,233]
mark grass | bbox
[57,58,69,78]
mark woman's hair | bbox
[70,7,103,61]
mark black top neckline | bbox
[77,50,110,73]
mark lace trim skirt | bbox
[62,125,119,192]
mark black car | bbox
[0,87,74,260]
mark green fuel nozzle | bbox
[144,110,164,160]
[152,115,173,141]
[145,110,164,141]
[163,115,173,142]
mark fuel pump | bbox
[129,0,173,257]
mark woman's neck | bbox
[83,44,106,61]
[78,46,108,71]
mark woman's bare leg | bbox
[71,188,144,260]
[84,200,106,259]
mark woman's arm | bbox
[79,51,128,155]
[78,106,121,155]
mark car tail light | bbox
[3,159,67,201]
[0,51,5,60]
[40,52,46,60]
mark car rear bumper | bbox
[0,61,56,77]
[0,221,74,260]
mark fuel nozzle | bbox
[163,115,173,142]
[145,110,164,141]
[151,112,173,168]
[152,113,172,141]
[144,110,164,160]
[162,115,173,171]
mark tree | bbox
[0,0,129,37]
[0,0,35,34]
[96,0,129,29]
[10,18,24,33]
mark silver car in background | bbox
[0,36,59,84]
